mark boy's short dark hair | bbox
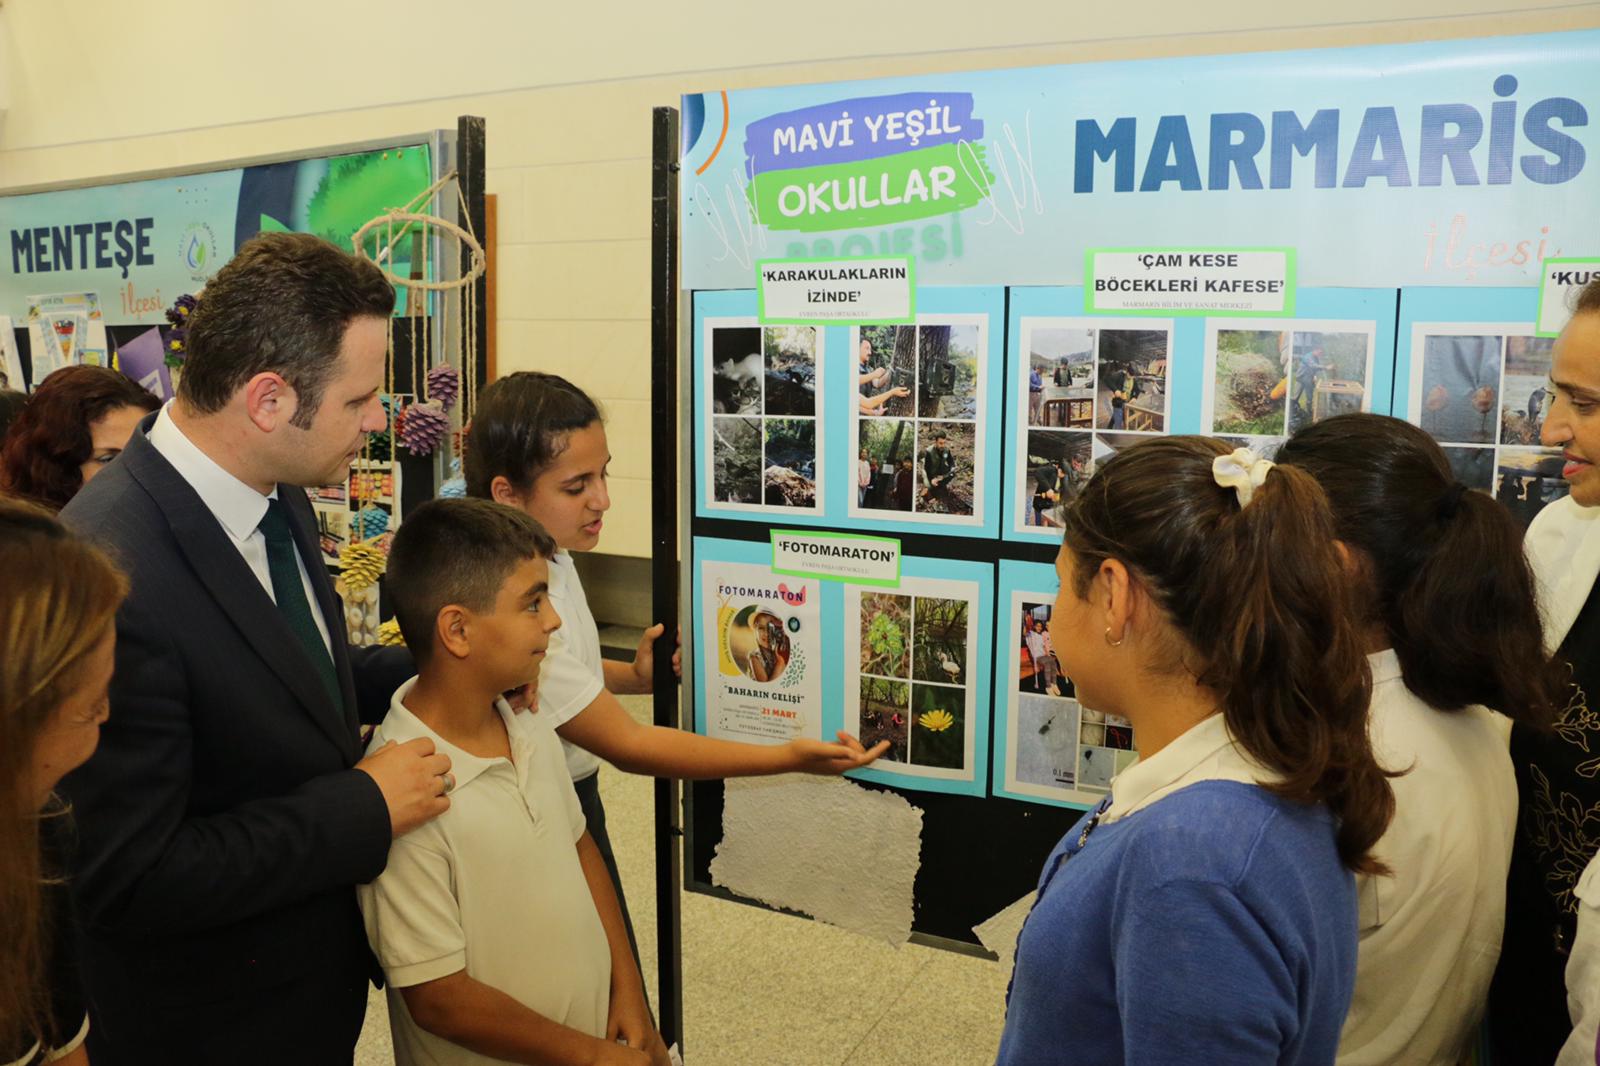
[464,372,602,499]
[180,232,395,428]
[386,498,557,662]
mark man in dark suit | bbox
[59,233,451,1063]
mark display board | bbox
[672,29,1600,950]
[0,133,463,511]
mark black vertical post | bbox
[650,105,685,1052]
[456,115,489,409]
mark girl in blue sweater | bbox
[998,436,1395,1066]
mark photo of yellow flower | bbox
[918,709,955,732]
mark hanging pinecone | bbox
[339,541,386,592]
[353,506,390,540]
[376,618,406,647]
[426,365,461,411]
[398,401,448,456]
[363,394,396,455]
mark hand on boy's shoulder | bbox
[787,730,892,774]
[356,737,454,837]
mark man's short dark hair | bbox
[179,232,394,428]
[464,372,602,498]
[386,498,557,662]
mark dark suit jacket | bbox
[58,416,413,1061]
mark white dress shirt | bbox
[1337,651,1516,1065]
[146,405,332,654]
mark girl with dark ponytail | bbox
[998,436,1392,1066]
[1275,413,1559,1065]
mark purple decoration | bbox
[114,328,175,401]
[426,365,461,411]
[742,93,981,176]
[164,293,198,327]
[398,401,448,456]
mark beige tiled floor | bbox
[356,693,1011,1065]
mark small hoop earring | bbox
[1104,627,1124,648]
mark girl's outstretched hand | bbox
[786,731,892,774]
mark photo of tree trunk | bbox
[917,324,980,420]
[856,324,917,419]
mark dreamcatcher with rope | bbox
[335,169,486,645]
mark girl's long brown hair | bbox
[1276,414,1560,728]
[1060,436,1394,873]
[0,497,127,1051]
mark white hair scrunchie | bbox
[1212,447,1275,508]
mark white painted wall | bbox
[2,0,1596,557]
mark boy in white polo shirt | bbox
[358,498,667,1066]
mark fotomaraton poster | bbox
[696,551,824,745]
[840,553,994,797]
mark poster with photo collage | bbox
[1203,317,1379,459]
[1010,315,1173,538]
[1407,324,1568,526]
[693,287,1005,538]
[992,561,1135,809]
[701,316,824,515]
[849,315,989,528]
[844,576,981,788]
[1398,289,1567,528]
[1004,288,1397,546]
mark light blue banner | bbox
[682,29,1600,290]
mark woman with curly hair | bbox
[0,366,159,511]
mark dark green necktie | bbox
[258,498,341,709]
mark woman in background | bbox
[1507,276,1600,1064]
[1276,413,1559,1065]
[0,366,158,510]
[998,437,1392,1065]
[1,497,128,1065]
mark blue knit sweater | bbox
[997,782,1358,1066]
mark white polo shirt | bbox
[538,550,606,782]
[357,680,611,1066]
[1337,650,1516,1066]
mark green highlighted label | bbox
[749,144,994,233]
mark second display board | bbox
[690,284,1402,810]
